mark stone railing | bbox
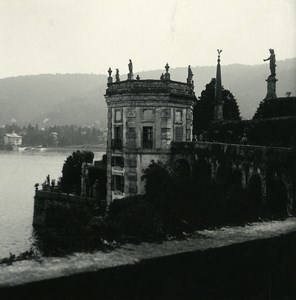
[35,190,93,205]
[171,141,295,164]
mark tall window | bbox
[112,175,124,192]
[114,126,122,140]
[175,126,183,142]
[112,126,123,149]
[143,126,153,149]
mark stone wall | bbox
[2,219,296,299]
[33,190,95,227]
[106,79,195,97]
[171,141,296,214]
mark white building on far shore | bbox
[3,132,22,150]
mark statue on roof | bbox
[263,49,276,77]
[187,65,193,85]
[127,59,134,80]
[115,69,120,82]
[107,67,113,85]
[128,59,133,74]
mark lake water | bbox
[0,150,104,259]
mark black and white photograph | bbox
[0,0,295,298]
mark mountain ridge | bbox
[0,58,295,126]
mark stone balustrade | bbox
[106,79,195,98]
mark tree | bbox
[141,160,175,199]
[193,78,241,133]
[60,151,94,194]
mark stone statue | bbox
[264,49,277,99]
[187,65,193,84]
[115,69,120,82]
[128,59,133,74]
[188,65,193,78]
[46,174,50,185]
[263,49,276,77]
[160,73,164,80]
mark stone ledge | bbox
[35,191,93,205]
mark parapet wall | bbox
[1,219,296,299]
[171,141,295,165]
[33,190,95,227]
[171,141,296,213]
[106,79,195,98]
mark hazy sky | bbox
[0,0,295,78]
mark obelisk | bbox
[214,49,223,120]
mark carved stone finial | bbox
[115,69,120,82]
[165,63,170,73]
[164,63,170,81]
[217,49,222,62]
[136,74,140,80]
[107,67,113,85]
[108,67,112,77]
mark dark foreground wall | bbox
[1,222,296,299]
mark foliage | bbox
[60,151,94,194]
[203,117,296,148]
[104,158,289,243]
[253,97,296,119]
[0,249,40,265]
[141,160,175,199]
[193,78,241,133]
[106,196,164,242]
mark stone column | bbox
[265,75,277,100]
[214,50,223,120]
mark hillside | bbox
[0,58,295,126]
[141,58,296,119]
[0,74,107,127]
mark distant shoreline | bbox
[0,145,107,153]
